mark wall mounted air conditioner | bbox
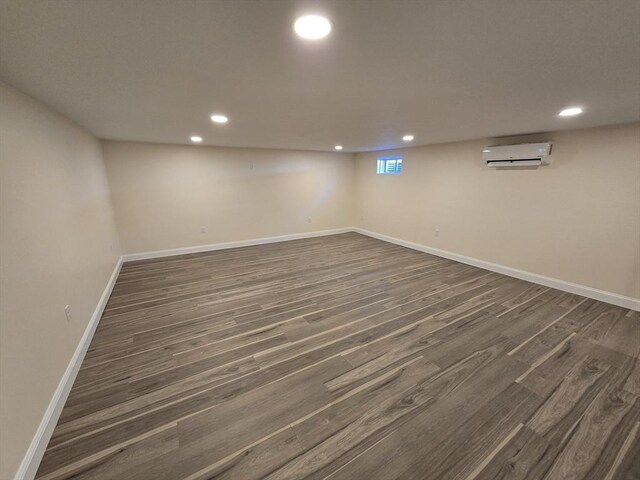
[482,142,552,167]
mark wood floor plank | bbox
[526,356,611,441]
[322,342,529,479]
[34,233,640,480]
[542,387,637,480]
[579,307,640,358]
[415,383,543,480]
[471,424,551,480]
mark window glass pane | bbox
[386,159,396,173]
[377,156,403,175]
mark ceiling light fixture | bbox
[402,135,414,142]
[558,107,583,117]
[190,135,203,143]
[294,15,332,40]
[334,145,343,150]
[210,114,229,124]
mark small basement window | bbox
[377,156,403,175]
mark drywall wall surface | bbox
[354,123,640,299]
[0,82,121,479]
[103,141,355,253]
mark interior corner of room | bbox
[1,2,639,480]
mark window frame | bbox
[376,155,404,175]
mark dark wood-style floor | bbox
[36,233,639,480]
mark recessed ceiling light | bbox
[334,145,343,150]
[210,114,229,124]
[558,107,583,117]
[294,15,332,40]
[402,135,414,142]
[190,135,203,143]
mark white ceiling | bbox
[1,0,639,152]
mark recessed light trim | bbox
[558,107,583,117]
[190,135,203,143]
[210,114,229,124]
[334,145,343,150]
[294,15,332,40]
[402,135,414,142]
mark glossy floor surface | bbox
[36,233,639,479]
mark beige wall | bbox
[1,84,638,480]
[355,123,640,299]
[102,141,355,254]
[0,83,121,479]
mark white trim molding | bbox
[354,227,640,311]
[14,225,639,480]
[121,227,353,262]
[14,257,123,480]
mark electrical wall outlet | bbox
[307,217,312,223]
[434,229,440,237]
[200,226,207,234]
[64,305,71,321]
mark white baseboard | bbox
[14,225,638,479]
[15,228,353,479]
[122,226,639,310]
[354,227,640,311]
[14,257,123,480]
[121,227,353,262]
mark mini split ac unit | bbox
[482,142,553,167]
